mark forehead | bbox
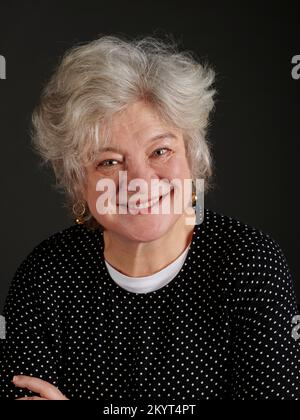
[87,101,183,160]
[107,101,178,140]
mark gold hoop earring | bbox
[192,181,197,208]
[73,201,86,225]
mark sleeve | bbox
[228,232,300,400]
[0,247,62,400]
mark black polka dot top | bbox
[1,208,300,400]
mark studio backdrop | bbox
[0,0,299,311]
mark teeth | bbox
[118,188,174,210]
[128,196,161,210]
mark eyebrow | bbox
[98,132,177,154]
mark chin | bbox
[105,214,180,243]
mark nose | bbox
[130,157,158,179]
[124,159,159,199]
[118,156,167,204]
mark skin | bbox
[14,100,196,399]
[13,376,68,400]
[84,100,196,276]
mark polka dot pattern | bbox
[1,208,300,400]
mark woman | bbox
[1,35,299,400]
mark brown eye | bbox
[152,147,171,157]
[97,159,119,168]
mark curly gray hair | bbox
[31,34,216,228]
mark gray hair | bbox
[31,34,216,227]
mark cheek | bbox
[85,177,97,202]
[85,175,118,220]
[163,155,191,180]
[84,176,104,211]
[163,156,193,208]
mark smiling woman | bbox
[30,35,215,230]
[0,34,300,401]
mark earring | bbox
[73,201,86,225]
[192,180,197,208]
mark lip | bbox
[117,189,172,210]
[118,195,163,210]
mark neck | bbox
[103,211,196,277]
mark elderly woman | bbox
[1,35,300,401]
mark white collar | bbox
[104,244,190,294]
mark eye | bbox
[96,159,120,168]
[152,147,172,158]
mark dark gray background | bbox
[0,0,299,312]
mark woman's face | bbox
[84,100,193,242]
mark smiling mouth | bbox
[117,188,173,211]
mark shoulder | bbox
[35,223,100,251]
[12,224,103,285]
[30,223,100,254]
[201,207,292,281]
[203,206,275,244]
[202,209,297,313]
[201,209,298,317]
